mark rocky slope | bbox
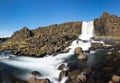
[0,22,82,56]
[94,12,120,37]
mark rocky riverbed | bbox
[0,40,120,83]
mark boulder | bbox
[58,64,65,70]
[74,47,83,55]
[77,53,87,60]
[63,48,70,53]
[31,71,41,76]
[107,51,113,55]
[91,43,104,49]
[27,77,36,83]
[76,74,87,83]
[81,67,92,75]
[111,74,120,83]
[27,77,50,83]
[59,70,68,81]
[109,80,113,83]
[69,70,81,79]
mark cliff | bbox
[1,22,82,56]
[94,12,120,37]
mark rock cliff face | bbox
[11,27,33,41]
[94,12,120,37]
[2,22,82,56]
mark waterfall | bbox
[79,21,94,40]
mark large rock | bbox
[74,47,83,55]
[27,77,50,83]
[59,70,68,81]
[58,64,66,70]
[68,70,81,79]
[77,53,87,60]
[76,74,87,83]
[91,43,104,49]
[111,74,120,83]
[31,71,41,76]
[81,67,92,76]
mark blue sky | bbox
[0,0,120,37]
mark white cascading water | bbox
[80,21,94,40]
[0,21,95,83]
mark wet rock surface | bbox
[64,44,120,83]
[31,71,41,76]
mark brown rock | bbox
[69,70,81,79]
[109,80,113,83]
[77,53,87,60]
[91,43,104,49]
[76,74,87,83]
[74,47,83,55]
[107,51,113,55]
[81,67,92,75]
[28,77,36,83]
[111,74,120,83]
[31,71,41,76]
[27,77,50,83]
[63,48,69,53]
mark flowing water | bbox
[0,21,100,83]
[79,21,94,40]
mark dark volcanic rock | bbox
[59,70,68,81]
[31,71,41,76]
[58,64,66,70]
[0,38,7,43]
